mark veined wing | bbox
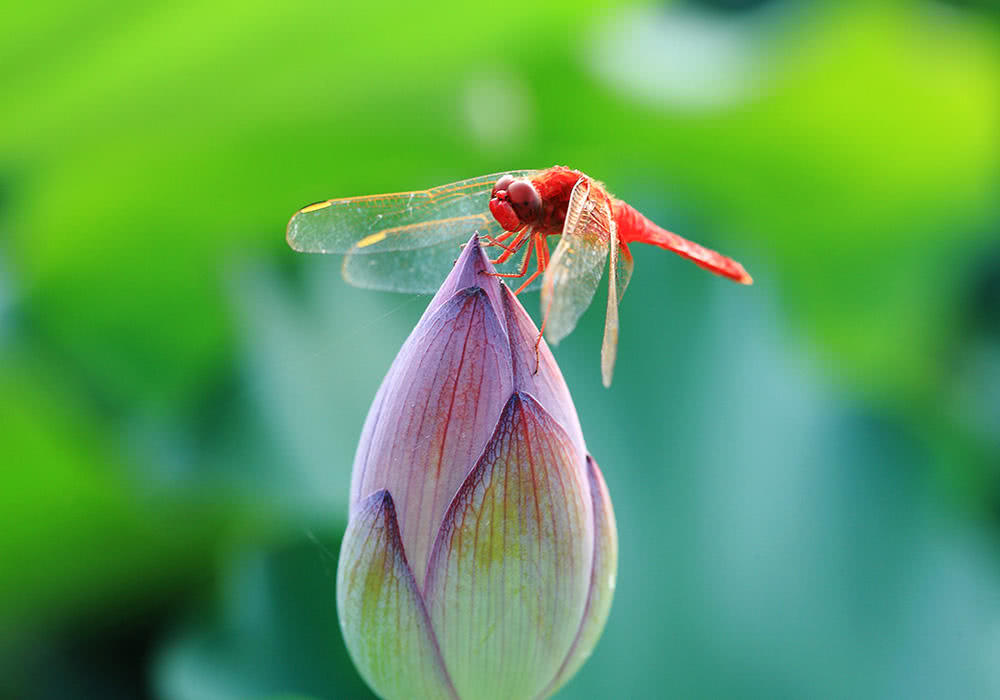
[342,216,539,294]
[601,236,634,387]
[287,171,537,255]
[541,177,613,346]
[615,241,634,307]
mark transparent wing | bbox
[341,217,544,294]
[288,171,536,253]
[541,178,612,345]
[342,234,480,294]
[287,170,537,293]
[615,241,634,306]
[600,241,633,387]
[601,226,626,388]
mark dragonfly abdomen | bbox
[613,200,752,284]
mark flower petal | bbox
[542,456,618,696]
[499,284,587,461]
[424,393,594,700]
[351,285,514,588]
[337,490,457,700]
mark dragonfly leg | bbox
[481,232,517,254]
[489,229,518,246]
[491,228,528,265]
[494,229,517,244]
[463,229,516,250]
[513,268,541,295]
[485,235,534,280]
[528,235,553,373]
[512,235,548,295]
[536,232,550,270]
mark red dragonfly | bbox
[287,166,752,386]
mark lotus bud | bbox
[336,236,617,700]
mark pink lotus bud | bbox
[337,236,617,700]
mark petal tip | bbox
[507,390,540,420]
[361,488,396,518]
[452,233,490,276]
[424,233,507,324]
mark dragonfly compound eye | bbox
[507,180,541,223]
[492,174,515,197]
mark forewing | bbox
[288,170,537,292]
[288,172,531,253]
[541,178,612,345]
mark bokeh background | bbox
[2,0,998,698]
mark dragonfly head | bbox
[489,174,541,232]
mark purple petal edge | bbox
[422,392,594,699]
[340,489,459,700]
[499,283,587,461]
[351,281,514,588]
[539,455,618,698]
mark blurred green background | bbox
[2,0,998,698]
